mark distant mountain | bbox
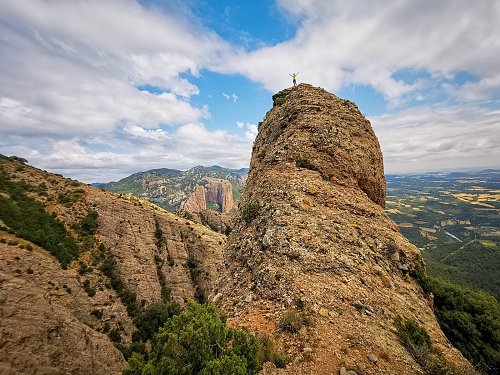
[102,166,248,212]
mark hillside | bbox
[0,155,225,374]
[102,166,248,212]
[386,171,500,297]
[215,84,473,374]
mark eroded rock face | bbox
[215,84,471,374]
[0,157,225,374]
[181,177,235,213]
[0,244,126,375]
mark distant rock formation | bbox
[215,84,472,374]
[102,166,247,212]
[180,177,235,213]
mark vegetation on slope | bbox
[427,277,500,374]
[124,301,284,375]
[411,268,500,373]
[0,167,80,268]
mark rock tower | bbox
[215,84,471,374]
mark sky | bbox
[0,0,499,183]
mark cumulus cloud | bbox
[236,121,258,141]
[1,0,498,181]
[216,0,500,104]
[1,121,254,182]
[0,0,226,138]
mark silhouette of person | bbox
[290,72,298,87]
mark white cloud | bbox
[216,0,500,104]
[0,0,252,181]
[245,123,258,141]
[0,121,255,182]
[222,92,239,102]
[0,0,228,138]
[236,121,258,142]
[370,104,500,173]
[1,0,498,182]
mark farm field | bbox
[386,169,500,298]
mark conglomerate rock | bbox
[215,84,472,374]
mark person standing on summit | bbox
[290,72,298,87]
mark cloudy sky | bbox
[0,0,499,182]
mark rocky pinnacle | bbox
[215,84,472,374]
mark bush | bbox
[296,157,318,172]
[0,170,81,268]
[240,201,260,224]
[0,178,80,268]
[272,89,291,107]
[133,301,181,342]
[125,301,268,375]
[91,309,103,319]
[78,210,99,236]
[100,254,140,317]
[395,316,431,365]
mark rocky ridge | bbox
[0,156,225,374]
[215,84,472,374]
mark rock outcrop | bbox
[215,84,472,374]
[180,177,235,213]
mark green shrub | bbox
[0,169,82,267]
[133,301,182,342]
[78,261,92,275]
[167,253,175,266]
[296,157,318,172]
[100,254,139,316]
[125,301,267,375]
[272,89,291,107]
[257,336,288,368]
[240,201,260,224]
[82,279,96,297]
[91,309,103,319]
[395,316,431,365]
[109,328,122,343]
[78,210,99,236]
[154,218,164,248]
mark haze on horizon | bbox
[0,0,499,183]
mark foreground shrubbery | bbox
[124,301,284,375]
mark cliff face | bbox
[180,177,235,213]
[103,166,246,212]
[215,84,471,374]
[0,156,224,374]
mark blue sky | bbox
[0,0,499,182]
